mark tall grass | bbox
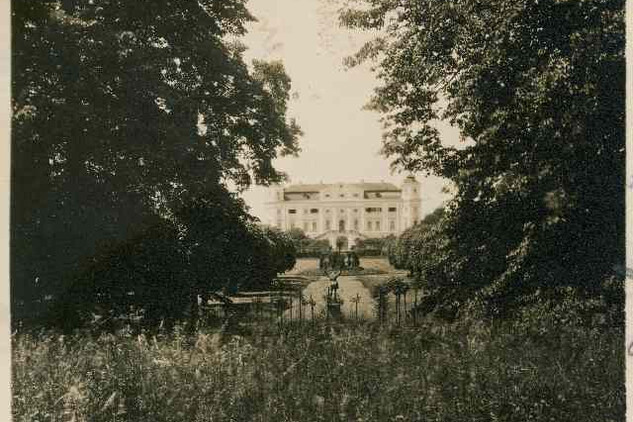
[12,318,623,421]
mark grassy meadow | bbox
[12,316,623,422]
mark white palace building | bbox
[265,176,422,249]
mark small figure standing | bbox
[330,280,339,300]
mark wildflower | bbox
[66,384,85,402]
[312,395,325,410]
[100,392,118,412]
[153,358,171,367]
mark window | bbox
[390,221,396,231]
[304,222,309,231]
[375,221,381,231]
[375,192,382,198]
[325,194,330,198]
[310,208,319,214]
[303,209,308,214]
[277,209,281,215]
[288,209,296,214]
[367,221,372,231]
[326,209,331,213]
[312,221,317,232]
[388,207,397,212]
[339,194,344,198]
[354,220,359,230]
[353,193,359,198]
[290,222,295,228]
[340,209,345,213]
[353,209,358,213]
[365,207,382,213]
[326,220,331,230]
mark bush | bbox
[355,236,393,256]
[356,249,383,257]
[19,201,299,332]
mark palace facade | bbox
[265,176,421,249]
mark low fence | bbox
[200,277,425,326]
[201,291,319,323]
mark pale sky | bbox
[239,0,457,220]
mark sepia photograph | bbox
[9,0,627,420]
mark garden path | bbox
[288,276,376,320]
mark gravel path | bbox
[288,276,376,320]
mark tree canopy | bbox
[12,1,301,328]
[342,0,625,318]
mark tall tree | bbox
[12,1,301,326]
[342,0,624,317]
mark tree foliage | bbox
[12,0,301,328]
[286,228,330,256]
[246,225,297,291]
[387,207,444,271]
[343,0,625,318]
[286,227,309,249]
[355,235,393,255]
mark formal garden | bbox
[11,0,625,420]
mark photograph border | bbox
[2,1,632,421]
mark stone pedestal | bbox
[327,301,342,319]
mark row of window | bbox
[281,220,398,232]
[321,191,402,198]
[278,190,415,201]
[282,207,398,215]
[323,192,361,198]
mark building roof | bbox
[284,182,401,193]
[359,182,401,192]
[283,184,329,193]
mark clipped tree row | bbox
[354,236,394,256]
